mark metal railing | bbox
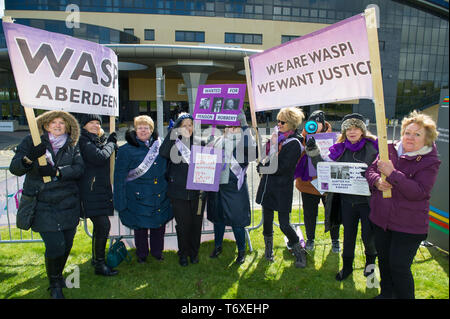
[1,161,316,251]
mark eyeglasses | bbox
[277,120,286,125]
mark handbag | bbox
[16,192,38,231]
[106,236,132,268]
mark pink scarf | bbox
[46,133,68,166]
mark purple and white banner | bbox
[193,84,246,126]
[2,22,119,116]
[249,14,372,112]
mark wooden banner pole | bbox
[244,56,262,162]
[365,7,391,198]
[3,17,51,183]
[23,107,51,183]
[109,116,116,185]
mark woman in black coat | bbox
[206,112,256,264]
[256,107,307,268]
[306,113,378,281]
[159,113,203,266]
[78,114,118,276]
[9,110,84,299]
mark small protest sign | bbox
[193,84,246,126]
[306,132,338,177]
[316,162,370,196]
[186,145,222,192]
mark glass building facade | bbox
[3,0,449,119]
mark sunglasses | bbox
[277,120,286,125]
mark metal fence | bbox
[0,162,311,251]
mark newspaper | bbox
[316,162,370,196]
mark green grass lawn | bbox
[0,209,448,299]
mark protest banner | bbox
[3,18,119,183]
[186,145,222,192]
[248,14,372,111]
[245,7,391,197]
[193,84,246,126]
[316,162,370,196]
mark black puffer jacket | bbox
[256,130,304,212]
[78,128,116,218]
[9,111,84,233]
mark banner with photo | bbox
[248,13,372,112]
[2,22,119,116]
[316,162,370,196]
[193,84,246,126]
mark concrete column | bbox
[182,72,208,114]
[156,67,164,137]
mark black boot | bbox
[364,254,377,277]
[94,236,118,276]
[291,242,307,268]
[57,250,70,288]
[264,235,274,262]
[235,250,246,264]
[209,246,222,258]
[45,256,65,299]
[336,256,354,281]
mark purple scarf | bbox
[265,129,294,155]
[328,138,378,161]
[46,133,68,166]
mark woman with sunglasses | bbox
[256,107,307,268]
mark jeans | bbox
[262,206,299,246]
[373,224,426,299]
[213,222,246,252]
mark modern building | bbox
[0,0,448,125]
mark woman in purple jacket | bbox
[366,111,440,299]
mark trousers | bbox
[340,199,376,259]
[373,224,426,299]
[213,222,246,252]
[40,228,77,258]
[134,225,166,260]
[301,192,339,241]
[262,206,299,246]
[171,197,204,257]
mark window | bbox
[282,35,300,43]
[175,30,205,42]
[145,29,155,40]
[124,28,134,36]
[225,32,262,45]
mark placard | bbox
[186,145,222,192]
[316,161,370,196]
[193,84,246,126]
[306,132,338,177]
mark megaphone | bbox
[304,120,318,134]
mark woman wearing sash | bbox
[255,107,307,268]
[207,112,256,264]
[114,115,173,263]
[159,113,203,266]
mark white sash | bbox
[230,156,248,191]
[175,138,191,164]
[126,138,161,182]
[282,137,303,152]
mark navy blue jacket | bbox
[113,131,173,229]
